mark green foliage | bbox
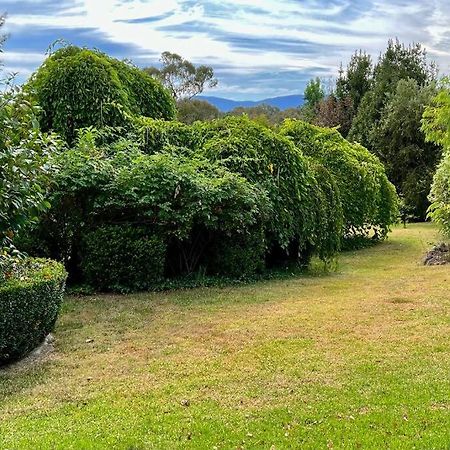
[427,152,450,237]
[144,51,218,100]
[0,80,61,275]
[196,117,333,257]
[336,50,373,112]
[374,79,439,218]
[208,227,266,277]
[227,104,305,127]
[0,258,67,365]
[132,116,200,154]
[279,119,398,239]
[27,46,175,144]
[422,80,450,237]
[81,226,166,291]
[349,40,436,148]
[422,78,450,149]
[176,98,221,124]
[304,77,325,108]
[307,160,343,259]
[23,133,269,288]
[345,41,437,219]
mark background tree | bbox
[304,77,325,108]
[176,98,221,124]
[349,39,436,148]
[347,39,438,218]
[144,52,218,100]
[377,79,440,219]
[422,79,450,236]
[336,51,373,112]
[314,94,353,136]
[300,77,325,123]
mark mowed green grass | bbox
[1,223,449,449]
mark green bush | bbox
[195,116,341,261]
[280,119,398,238]
[208,227,266,277]
[132,116,200,155]
[0,258,67,365]
[27,46,175,144]
[0,82,61,269]
[81,225,166,291]
[427,151,450,237]
[422,80,450,237]
[307,160,343,259]
[23,137,269,287]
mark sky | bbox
[1,0,450,101]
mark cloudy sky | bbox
[1,0,450,100]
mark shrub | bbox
[23,138,269,287]
[0,79,62,278]
[427,151,450,237]
[81,225,166,291]
[195,116,343,261]
[207,227,266,277]
[132,116,199,155]
[307,160,343,259]
[27,46,175,144]
[280,119,398,238]
[422,80,450,237]
[0,258,67,365]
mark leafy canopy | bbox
[27,46,176,144]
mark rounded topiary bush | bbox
[27,46,176,144]
[0,258,67,365]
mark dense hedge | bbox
[422,82,450,237]
[194,116,343,261]
[81,226,166,291]
[427,151,450,238]
[0,258,67,365]
[18,133,269,289]
[279,119,398,238]
[20,114,397,291]
[27,46,175,144]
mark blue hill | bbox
[198,94,304,112]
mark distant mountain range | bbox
[197,94,305,112]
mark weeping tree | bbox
[27,46,176,145]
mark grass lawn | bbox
[1,223,449,449]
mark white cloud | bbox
[3,0,450,97]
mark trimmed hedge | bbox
[81,225,166,291]
[0,258,67,365]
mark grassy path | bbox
[0,223,449,449]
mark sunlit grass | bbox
[0,223,449,449]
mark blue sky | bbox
[2,0,450,100]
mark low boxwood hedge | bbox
[0,258,67,365]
